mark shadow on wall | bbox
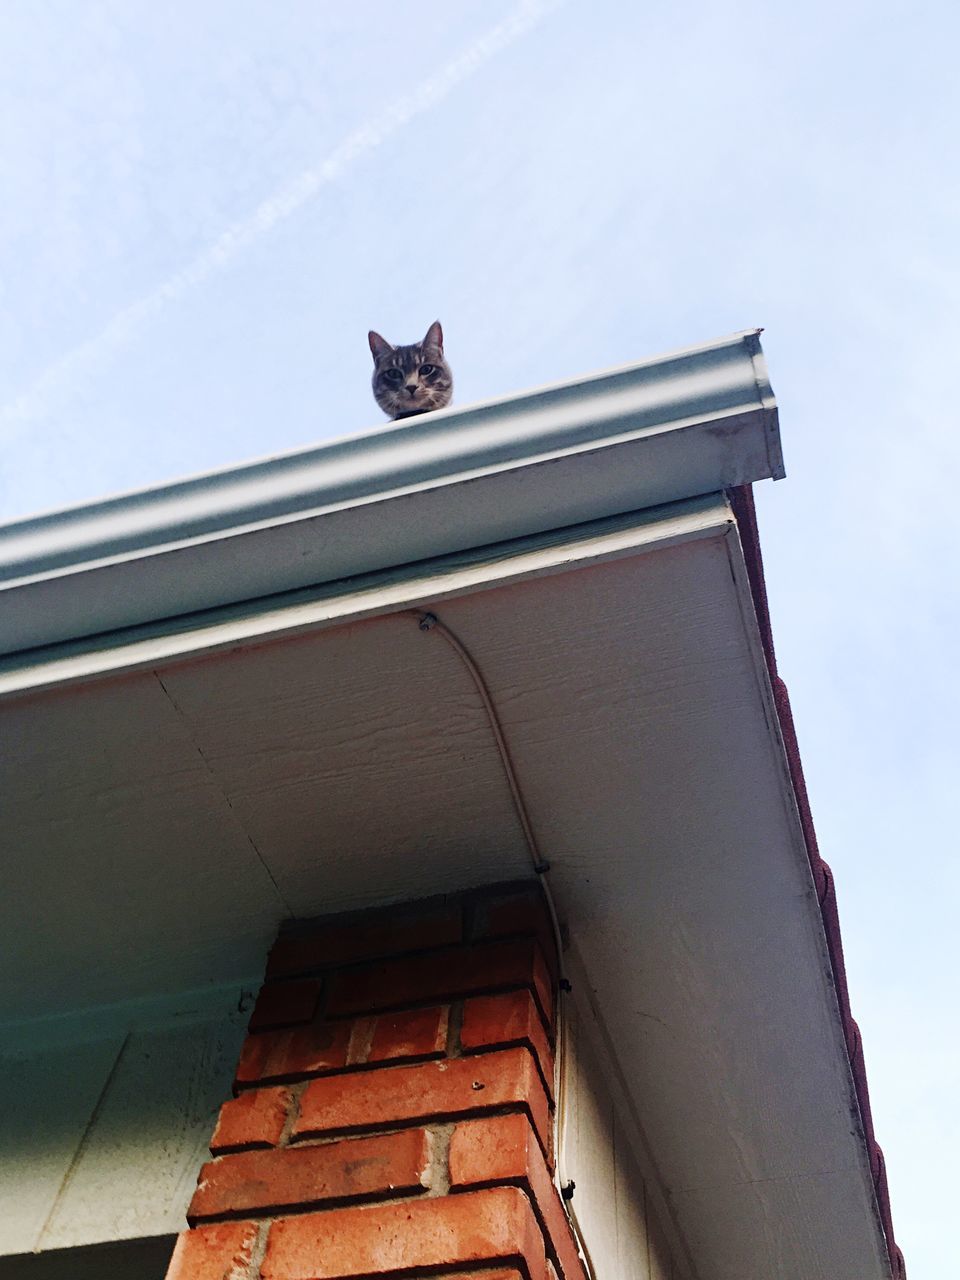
[0,1236,176,1280]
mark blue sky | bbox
[1,1,957,1272]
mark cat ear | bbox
[368,330,394,362]
[423,321,443,353]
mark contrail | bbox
[0,0,557,443]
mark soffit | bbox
[0,495,888,1279]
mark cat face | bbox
[369,321,453,420]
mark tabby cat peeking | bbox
[368,321,453,420]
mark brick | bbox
[327,937,555,1030]
[189,1128,430,1223]
[165,1221,258,1280]
[211,1086,292,1153]
[267,900,463,978]
[450,1114,587,1280]
[368,1005,448,1064]
[247,980,320,1033]
[294,1046,552,1160]
[261,1186,548,1280]
[235,1019,351,1087]
[462,990,555,1100]
[475,886,558,973]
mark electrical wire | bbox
[412,609,598,1280]
[413,612,564,959]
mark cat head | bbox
[368,321,453,420]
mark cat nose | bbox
[405,384,418,396]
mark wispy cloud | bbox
[0,0,558,444]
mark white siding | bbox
[0,986,249,1255]
[0,1038,123,1255]
[561,972,691,1280]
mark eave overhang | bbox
[0,333,900,1280]
[0,329,779,658]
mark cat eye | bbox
[419,364,436,377]
[384,369,403,383]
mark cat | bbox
[368,320,453,420]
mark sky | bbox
[1,0,957,1272]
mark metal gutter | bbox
[0,330,780,655]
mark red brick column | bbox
[166,883,585,1280]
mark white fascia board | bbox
[0,331,779,655]
[0,495,733,699]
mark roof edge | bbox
[728,483,905,1280]
[0,331,780,655]
[1,330,776,584]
